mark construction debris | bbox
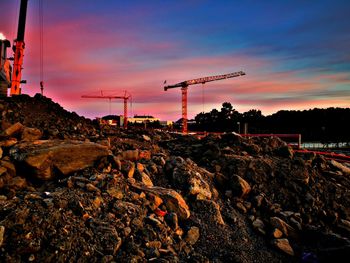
[0,95,349,262]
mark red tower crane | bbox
[82,91,131,129]
[164,71,246,133]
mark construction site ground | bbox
[0,94,349,262]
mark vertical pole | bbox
[298,134,301,149]
[10,0,28,96]
[124,98,128,129]
[181,86,188,134]
[10,41,25,95]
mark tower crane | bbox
[164,71,246,134]
[81,91,131,129]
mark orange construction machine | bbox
[0,0,28,96]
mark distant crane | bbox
[82,91,131,129]
[164,71,246,133]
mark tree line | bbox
[184,102,350,142]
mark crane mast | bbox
[164,71,246,134]
[10,0,28,95]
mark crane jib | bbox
[164,71,245,91]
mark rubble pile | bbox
[0,95,350,262]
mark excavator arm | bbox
[10,0,28,95]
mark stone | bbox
[270,217,298,239]
[139,150,151,160]
[139,172,154,187]
[0,226,4,247]
[127,162,135,178]
[330,160,350,175]
[0,138,17,147]
[272,228,283,238]
[165,212,179,230]
[142,135,151,141]
[236,202,247,213]
[275,145,294,159]
[185,226,200,245]
[271,238,294,256]
[2,122,24,137]
[9,176,27,189]
[21,127,42,141]
[252,218,266,235]
[86,183,100,193]
[10,140,109,180]
[121,150,139,161]
[338,219,350,234]
[130,184,190,220]
[0,160,16,177]
[171,160,212,200]
[107,187,124,200]
[230,175,251,198]
[0,147,2,159]
[189,175,212,200]
[147,241,162,249]
[147,193,163,210]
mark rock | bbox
[130,184,190,220]
[171,158,212,200]
[142,135,151,141]
[338,219,350,235]
[0,147,2,159]
[252,218,266,235]
[230,175,251,198]
[271,238,294,256]
[185,226,200,245]
[135,171,153,187]
[0,138,18,147]
[0,160,16,177]
[0,225,4,247]
[121,150,139,161]
[236,202,247,213]
[107,187,124,199]
[275,145,293,159]
[21,127,42,141]
[165,212,179,230]
[86,183,100,193]
[194,199,225,225]
[140,172,153,186]
[2,122,24,137]
[147,193,163,210]
[270,217,298,239]
[10,140,109,180]
[139,150,151,160]
[9,176,27,189]
[147,241,162,249]
[121,149,151,161]
[272,228,283,238]
[330,160,350,175]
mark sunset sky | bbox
[1,0,349,121]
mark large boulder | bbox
[10,140,109,180]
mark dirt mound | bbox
[0,95,350,262]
